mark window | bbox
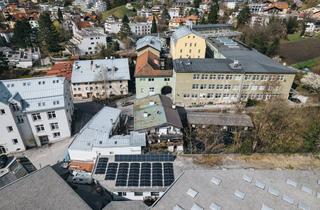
[35,125,45,132]
[134,192,143,196]
[180,49,182,53]
[216,84,223,89]
[192,84,199,89]
[200,84,207,89]
[209,74,216,80]
[16,116,24,124]
[164,78,170,81]
[0,146,6,154]
[118,192,127,196]
[215,93,222,98]
[0,109,5,114]
[12,139,18,145]
[47,111,56,119]
[193,74,200,79]
[50,123,59,130]
[208,84,215,89]
[201,74,208,80]
[217,75,224,80]
[226,75,233,80]
[148,78,154,81]
[149,87,154,92]
[7,126,13,132]
[140,78,146,81]
[53,132,61,138]
[11,103,19,111]
[151,192,160,196]
[224,84,231,89]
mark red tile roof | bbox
[47,61,74,81]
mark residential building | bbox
[0,47,40,69]
[47,61,74,81]
[71,58,130,100]
[169,15,198,30]
[0,76,73,154]
[191,24,242,38]
[172,37,295,106]
[137,6,153,18]
[169,7,180,19]
[104,16,122,34]
[264,2,289,14]
[129,22,152,36]
[170,26,206,59]
[69,27,107,56]
[0,166,92,210]
[134,95,183,151]
[135,35,162,57]
[92,154,175,200]
[152,169,320,210]
[68,107,146,162]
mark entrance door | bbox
[39,136,49,146]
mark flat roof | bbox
[152,169,320,210]
[71,58,130,83]
[187,112,254,127]
[0,166,91,210]
[133,94,182,131]
[103,201,147,210]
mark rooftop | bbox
[133,94,182,131]
[75,27,106,37]
[171,26,203,44]
[71,58,130,83]
[187,112,254,127]
[47,61,74,81]
[69,107,146,151]
[0,166,91,210]
[103,201,147,210]
[136,36,162,52]
[0,76,67,113]
[152,169,320,210]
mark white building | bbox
[169,7,180,19]
[0,77,73,154]
[68,107,146,162]
[137,6,153,18]
[71,58,130,100]
[69,27,107,56]
[129,22,152,36]
[0,47,41,69]
[104,16,122,34]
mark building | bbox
[92,154,175,200]
[0,155,36,188]
[47,61,74,81]
[104,16,122,34]
[152,169,320,210]
[0,77,73,154]
[169,7,180,19]
[129,22,152,36]
[191,24,242,38]
[1,47,40,69]
[0,166,92,210]
[68,107,146,162]
[71,58,130,100]
[170,26,206,59]
[69,27,107,56]
[171,37,295,106]
[103,201,147,210]
[133,95,183,151]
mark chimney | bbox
[143,112,149,118]
[172,104,176,109]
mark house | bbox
[169,15,199,30]
[1,47,41,69]
[135,35,163,56]
[170,26,206,59]
[104,16,122,34]
[47,61,74,81]
[152,169,320,210]
[68,107,146,162]
[169,7,180,19]
[264,2,289,14]
[71,58,130,100]
[305,22,320,36]
[92,154,175,200]
[249,3,267,14]
[68,27,107,56]
[137,6,153,18]
[133,94,183,150]
[0,166,92,210]
[129,22,152,36]
[0,76,73,154]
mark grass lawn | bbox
[101,5,136,20]
[292,58,319,69]
[286,32,303,42]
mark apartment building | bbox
[0,77,73,154]
[172,37,295,106]
[170,26,206,59]
[104,16,122,34]
[69,27,107,55]
[129,22,152,36]
[71,58,130,100]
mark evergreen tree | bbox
[286,16,298,34]
[119,15,131,38]
[207,0,219,24]
[0,36,8,47]
[38,12,61,52]
[0,52,8,75]
[237,6,251,27]
[11,20,32,48]
[58,8,63,22]
[193,0,201,8]
[151,16,157,34]
[122,14,129,24]
[161,7,170,23]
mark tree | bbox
[237,6,251,27]
[151,16,157,33]
[119,15,131,39]
[161,7,170,23]
[122,14,129,24]
[285,16,298,34]
[207,0,219,24]
[38,12,61,52]
[11,20,32,48]
[0,36,8,47]
[0,52,8,74]
[193,0,201,8]
[57,8,63,22]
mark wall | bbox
[170,33,206,59]
[135,77,173,99]
[114,191,164,201]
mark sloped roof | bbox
[136,36,162,52]
[103,201,147,210]
[47,61,74,81]
[171,26,203,44]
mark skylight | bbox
[242,175,252,183]
[191,203,204,210]
[267,187,280,197]
[173,205,184,210]
[255,180,266,190]
[211,176,222,186]
[261,204,274,210]
[301,185,313,195]
[282,194,294,205]
[187,188,198,198]
[286,179,298,187]
[298,201,310,210]
[209,202,222,210]
[234,190,246,200]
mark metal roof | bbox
[171,26,203,44]
[69,107,146,151]
[71,58,130,84]
[0,76,67,113]
[152,169,320,210]
[136,36,162,52]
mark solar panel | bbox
[95,157,108,174]
[115,154,175,162]
[105,163,118,180]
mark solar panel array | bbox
[115,154,175,162]
[95,157,108,174]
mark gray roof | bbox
[191,24,233,31]
[0,76,67,113]
[171,26,203,44]
[69,107,146,151]
[0,166,91,210]
[152,169,320,210]
[103,201,147,210]
[136,36,162,52]
[71,58,130,84]
[173,57,295,74]
[187,112,254,127]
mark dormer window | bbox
[11,103,20,112]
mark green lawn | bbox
[292,57,320,69]
[101,5,136,20]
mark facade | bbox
[68,107,146,162]
[0,76,73,154]
[71,58,130,100]
[129,22,152,36]
[191,24,242,38]
[104,16,122,34]
[0,47,41,69]
[169,7,180,19]
[170,27,206,59]
[69,27,107,56]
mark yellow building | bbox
[170,27,206,59]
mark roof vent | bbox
[286,179,298,187]
[229,60,242,70]
[242,175,252,183]
[267,186,280,197]
[211,176,222,186]
[282,194,294,204]
[298,201,310,210]
[234,190,246,200]
[172,104,176,109]
[301,185,313,195]
[209,202,221,210]
[255,180,266,190]
[187,188,198,198]
[143,112,149,118]
[261,204,274,210]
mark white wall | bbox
[114,191,164,201]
